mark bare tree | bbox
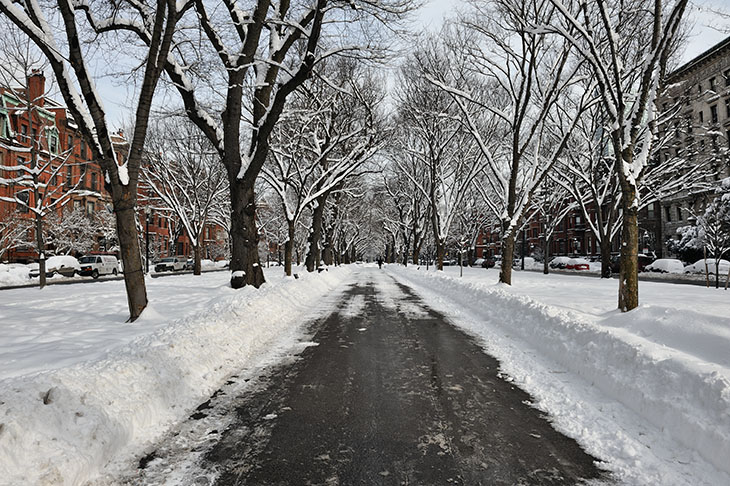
[425,2,592,283]
[0,0,179,320]
[0,209,31,261]
[545,0,689,311]
[395,39,483,271]
[100,0,411,289]
[263,60,382,275]
[142,118,228,275]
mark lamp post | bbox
[145,206,151,274]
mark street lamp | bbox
[145,206,151,274]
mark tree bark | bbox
[229,181,264,288]
[285,220,295,276]
[193,243,201,275]
[305,198,325,272]
[600,237,612,279]
[543,236,550,275]
[499,231,515,285]
[618,196,639,312]
[436,238,445,271]
[114,203,147,320]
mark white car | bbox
[155,256,186,272]
[29,255,81,278]
[684,259,730,275]
[645,258,685,274]
[78,254,120,278]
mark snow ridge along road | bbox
[388,266,730,485]
[0,267,353,486]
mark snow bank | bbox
[0,267,352,486]
[389,266,730,485]
[0,263,32,286]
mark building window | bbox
[711,104,718,124]
[48,132,58,154]
[677,206,683,221]
[726,98,730,118]
[80,139,86,159]
[709,77,716,90]
[698,83,703,94]
[67,134,73,150]
[665,206,672,223]
[699,110,704,123]
[725,69,730,87]
[50,166,58,186]
[17,191,30,213]
[86,201,94,216]
[0,113,8,138]
[647,202,655,219]
[66,166,73,188]
[91,172,98,191]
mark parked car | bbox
[644,258,685,274]
[610,253,656,273]
[29,255,81,278]
[184,258,194,271]
[684,259,730,275]
[482,256,496,268]
[78,254,120,278]
[549,256,572,269]
[565,258,590,271]
[155,256,186,272]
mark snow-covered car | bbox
[28,255,81,278]
[644,258,685,274]
[184,258,194,271]
[155,257,186,272]
[78,254,120,278]
[565,258,590,270]
[549,256,572,269]
[513,256,536,268]
[684,259,730,275]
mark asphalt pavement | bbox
[197,270,606,485]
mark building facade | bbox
[658,36,730,256]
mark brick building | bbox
[1,71,228,264]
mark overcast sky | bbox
[98,0,730,129]
[417,0,729,64]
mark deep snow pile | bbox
[389,265,730,486]
[0,267,352,486]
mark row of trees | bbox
[0,0,412,320]
[378,0,698,312]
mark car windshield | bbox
[79,257,95,264]
[161,258,175,262]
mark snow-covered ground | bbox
[388,264,730,486]
[0,267,352,486]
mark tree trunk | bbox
[305,198,325,272]
[229,181,264,289]
[35,212,46,289]
[114,203,147,321]
[412,239,421,265]
[193,243,201,275]
[285,220,295,276]
[543,236,550,275]
[600,236,612,279]
[499,232,515,284]
[436,238,444,271]
[618,198,639,312]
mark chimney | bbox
[27,70,45,107]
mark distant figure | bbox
[377,257,383,269]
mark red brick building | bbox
[1,71,228,264]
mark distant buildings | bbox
[0,71,227,263]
